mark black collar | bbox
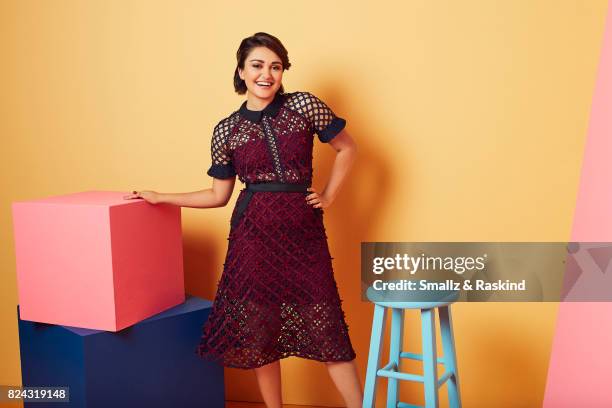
[238,92,285,122]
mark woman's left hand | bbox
[306,188,332,209]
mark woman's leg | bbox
[254,360,282,408]
[326,360,363,408]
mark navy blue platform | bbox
[18,295,224,408]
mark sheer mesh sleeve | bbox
[206,119,236,179]
[289,92,346,142]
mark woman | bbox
[124,32,362,408]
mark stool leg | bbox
[439,305,461,408]
[387,308,404,408]
[363,304,387,408]
[421,308,439,408]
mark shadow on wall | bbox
[183,230,223,298]
[304,80,402,403]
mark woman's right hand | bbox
[123,190,161,204]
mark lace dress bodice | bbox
[207,91,346,184]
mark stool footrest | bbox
[378,360,455,388]
[437,370,453,387]
[397,402,424,408]
[377,366,425,383]
[380,361,397,371]
[400,351,445,365]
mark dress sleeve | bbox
[206,121,236,179]
[299,92,347,142]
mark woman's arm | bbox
[306,129,358,209]
[123,176,236,208]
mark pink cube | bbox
[12,191,185,331]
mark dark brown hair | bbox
[234,32,291,95]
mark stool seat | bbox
[363,286,462,408]
[367,287,460,310]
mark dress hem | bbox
[196,349,357,370]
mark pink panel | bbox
[12,191,184,331]
[544,3,612,407]
[544,303,612,407]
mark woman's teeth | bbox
[256,82,272,87]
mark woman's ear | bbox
[238,67,243,80]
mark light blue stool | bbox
[363,288,461,408]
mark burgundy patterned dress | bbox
[195,91,356,369]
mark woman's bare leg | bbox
[254,360,282,408]
[326,360,363,408]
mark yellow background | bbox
[1,1,607,406]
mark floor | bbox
[226,402,334,408]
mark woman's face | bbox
[238,46,284,100]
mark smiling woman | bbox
[125,31,362,408]
[198,33,362,408]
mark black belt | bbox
[231,182,310,229]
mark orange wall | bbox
[1,1,608,407]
